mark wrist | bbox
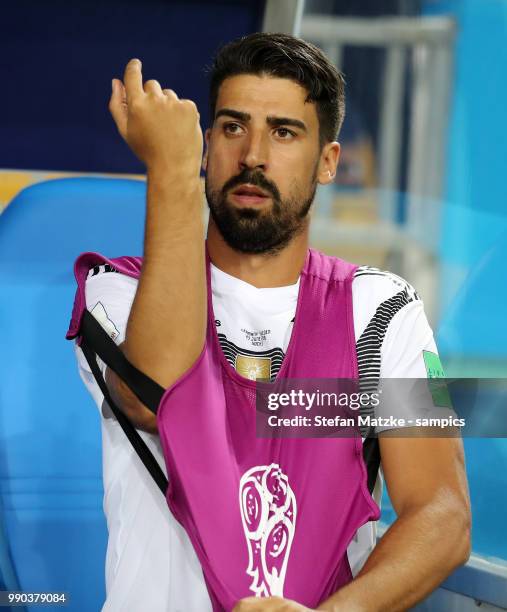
[146,161,201,186]
[316,589,368,612]
[146,167,202,210]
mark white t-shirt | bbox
[75,262,439,611]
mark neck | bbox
[206,218,309,288]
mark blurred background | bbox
[1,0,506,610]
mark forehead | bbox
[215,74,318,128]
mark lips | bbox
[232,184,269,198]
[230,184,270,206]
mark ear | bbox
[316,141,341,185]
[202,128,211,172]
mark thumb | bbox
[109,78,128,140]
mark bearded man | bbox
[69,33,470,612]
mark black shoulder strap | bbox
[80,309,380,496]
[80,310,168,495]
[80,310,164,414]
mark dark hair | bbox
[208,32,345,146]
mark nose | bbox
[239,131,268,172]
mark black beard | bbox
[205,168,317,255]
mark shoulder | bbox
[351,266,424,343]
[85,264,139,298]
[352,265,420,305]
[351,266,439,379]
[84,266,138,341]
[73,252,142,299]
[67,253,140,341]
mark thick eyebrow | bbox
[267,116,307,132]
[214,108,251,122]
[214,108,307,132]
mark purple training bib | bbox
[67,247,380,611]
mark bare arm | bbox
[105,59,206,431]
[231,430,471,612]
[317,429,471,612]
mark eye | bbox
[274,127,296,140]
[223,122,244,136]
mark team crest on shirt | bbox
[236,355,272,381]
[217,333,285,381]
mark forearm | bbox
[318,493,471,612]
[124,167,206,389]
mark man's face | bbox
[203,74,336,255]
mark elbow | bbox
[454,488,472,567]
[124,401,159,434]
[105,367,159,434]
[457,508,472,567]
[445,494,472,570]
[414,487,472,575]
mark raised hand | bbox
[109,58,203,177]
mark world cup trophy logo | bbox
[239,464,297,598]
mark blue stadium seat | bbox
[0,177,146,611]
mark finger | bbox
[181,98,200,116]
[144,79,163,95]
[118,79,127,103]
[109,78,128,138]
[232,598,255,611]
[112,79,128,110]
[162,88,179,100]
[123,58,144,102]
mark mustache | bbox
[222,169,281,201]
